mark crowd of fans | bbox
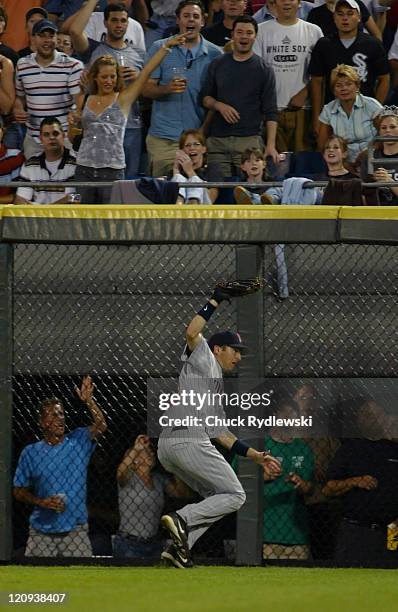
[0,0,398,204]
[12,379,398,565]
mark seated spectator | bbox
[0,117,24,203]
[0,6,19,66]
[318,64,383,163]
[170,129,222,204]
[14,117,77,205]
[68,35,184,204]
[359,108,398,204]
[307,0,382,40]
[115,434,189,558]
[18,7,49,59]
[322,136,358,179]
[263,399,314,560]
[13,376,107,557]
[322,400,398,565]
[233,147,272,204]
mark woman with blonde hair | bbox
[360,108,398,205]
[68,34,185,204]
[317,64,383,164]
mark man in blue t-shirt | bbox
[13,375,107,557]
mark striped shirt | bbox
[16,149,76,204]
[160,336,228,440]
[319,94,383,162]
[16,51,84,143]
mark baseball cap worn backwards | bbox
[208,331,247,353]
[32,19,58,36]
[335,0,360,11]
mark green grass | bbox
[0,566,397,612]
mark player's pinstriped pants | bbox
[158,438,246,550]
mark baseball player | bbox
[157,282,282,568]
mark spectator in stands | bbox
[0,6,18,66]
[253,0,316,24]
[0,116,24,203]
[0,53,14,115]
[65,0,145,51]
[69,0,146,177]
[309,0,390,139]
[13,376,107,557]
[307,0,382,40]
[202,0,246,47]
[322,136,359,179]
[0,1,46,53]
[323,400,398,565]
[115,434,189,558]
[69,35,185,203]
[56,31,75,56]
[318,64,383,163]
[144,1,181,49]
[233,147,271,204]
[18,7,49,59]
[142,1,222,177]
[263,398,314,560]
[13,19,84,160]
[201,15,278,177]
[170,128,223,203]
[253,0,323,152]
[14,117,77,205]
[359,108,398,204]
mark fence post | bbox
[235,245,264,565]
[0,244,13,560]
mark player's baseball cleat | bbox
[161,512,189,552]
[161,543,193,569]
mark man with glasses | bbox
[142,0,222,177]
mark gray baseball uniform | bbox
[158,336,246,550]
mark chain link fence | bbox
[9,242,398,566]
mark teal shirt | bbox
[263,438,314,545]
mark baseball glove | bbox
[212,278,263,303]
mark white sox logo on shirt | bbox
[352,53,368,82]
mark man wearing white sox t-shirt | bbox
[253,0,323,152]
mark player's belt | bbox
[171,426,188,432]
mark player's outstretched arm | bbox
[216,431,282,474]
[186,285,229,351]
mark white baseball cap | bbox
[335,0,360,11]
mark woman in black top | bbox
[360,110,398,205]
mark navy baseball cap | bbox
[208,331,247,353]
[26,7,48,22]
[32,19,58,36]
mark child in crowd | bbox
[234,147,275,205]
[234,139,356,205]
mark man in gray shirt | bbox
[157,283,281,568]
